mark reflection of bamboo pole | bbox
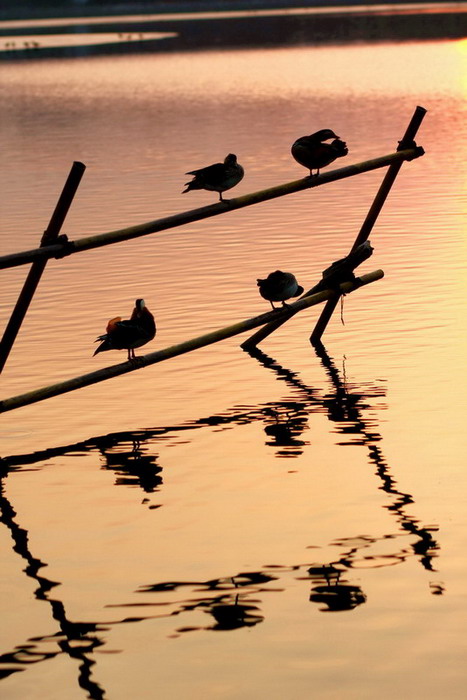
[0,270,383,414]
[0,483,106,698]
[242,106,427,350]
[0,150,421,272]
[0,162,86,374]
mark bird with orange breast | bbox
[94,299,156,362]
[291,129,348,177]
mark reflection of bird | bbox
[94,298,156,361]
[99,443,163,492]
[264,407,308,454]
[309,580,366,611]
[291,129,348,176]
[182,154,244,202]
[257,271,304,310]
[209,596,263,630]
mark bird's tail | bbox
[93,336,111,356]
[182,181,196,194]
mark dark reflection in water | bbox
[0,346,443,685]
[97,437,163,492]
[307,564,366,612]
[0,479,107,697]
[246,343,440,573]
[0,345,440,576]
[313,341,440,572]
[140,573,269,634]
[207,595,263,631]
[263,402,309,456]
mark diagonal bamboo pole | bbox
[0,270,383,414]
[0,149,421,272]
[310,105,427,345]
[241,106,427,350]
[0,162,86,374]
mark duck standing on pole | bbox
[94,299,156,362]
[182,154,244,202]
[257,271,304,311]
[291,129,348,176]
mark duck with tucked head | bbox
[182,153,244,202]
[94,299,156,362]
[257,271,304,311]
[291,129,348,177]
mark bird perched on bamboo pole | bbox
[257,271,304,310]
[93,299,156,361]
[291,129,348,176]
[182,153,244,202]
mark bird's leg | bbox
[219,192,224,202]
[281,301,290,309]
[270,301,276,311]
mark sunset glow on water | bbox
[0,8,466,699]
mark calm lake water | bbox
[0,7,466,699]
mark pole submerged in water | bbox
[310,105,427,345]
[0,270,383,414]
[241,106,427,350]
[0,162,86,374]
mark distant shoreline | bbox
[1,0,465,58]
[0,0,464,22]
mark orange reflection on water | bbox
[0,34,466,700]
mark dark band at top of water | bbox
[1,2,466,58]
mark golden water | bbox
[0,29,466,700]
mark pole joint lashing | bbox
[397,140,424,160]
[53,234,76,259]
[310,241,374,296]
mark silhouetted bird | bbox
[182,153,244,202]
[257,271,304,310]
[291,129,348,176]
[94,299,156,361]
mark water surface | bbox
[0,15,466,700]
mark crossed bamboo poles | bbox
[0,107,426,413]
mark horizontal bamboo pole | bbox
[0,149,423,271]
[0,270,383,414]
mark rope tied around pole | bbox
[52,234,77,259]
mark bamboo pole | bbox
[0,149,422,272]
[310,105,427,344]
[0,270,383,414]
[241,106,427,350]
[0,162,86,374]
